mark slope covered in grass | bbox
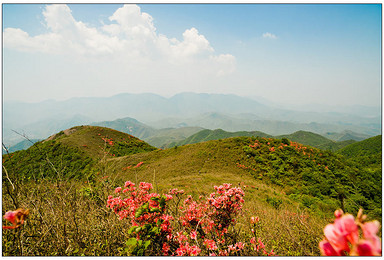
[107,136,380,220]
[337,135,382,158]
[170,129,356,152]
[2,127,381,256]
[170,129,271,147]
[2,125,156,180]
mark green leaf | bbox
[144,223,152,230]
[135,209,143,218]
[151,227,160,235]
[135,226,142,233]
[126,238,137,247]
[149,207,161,213]
[144,240,151,249]
[128,226,136,234]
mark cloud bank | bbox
[4,4,235,76]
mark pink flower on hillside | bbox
[235,242,245,250]
[124,181,135,187]
[354,221,381,256]
[3,208,29,229]
[319,209,382,256]
[162,243,170,255]
[134,161,144,168]
[115,187,122,193]
[139,182,153,191]
[322,213,358,255]
[250,216,259,224]
[204,239,218,250]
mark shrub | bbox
[107,181,275,256]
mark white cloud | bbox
[262,32,277,39]
[4,4,235,76]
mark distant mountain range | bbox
[3,92,380,148]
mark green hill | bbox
[337,135,382,158]
[336,135,382,175]
[276,130,356,152]
[170,129,271,147]
[322,130,371,142]
[2,125,156,180]
[91,117,157,140]
[170,129,355,152]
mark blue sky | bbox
[2,3,381,107]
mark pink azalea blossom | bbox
[320,209,382,256]
[3,208,29,229]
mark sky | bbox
[2,3,382,107]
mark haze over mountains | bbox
[3,92,381,149]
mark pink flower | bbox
[124,181,135,188]
[190,230,197,240]
[115,187,122,193]
[355,221,381,256]
[320,209,381,256]
[250,216,259,224]
[134,161,144,168]
[235,242,245,250]
[162,243,170,255]
[355,240,380,256]
[319,240,338,256]
[204,239,218,250]
[323,213,358,254]
[3,208,29,229]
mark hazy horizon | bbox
[3,3,382,107]
[3,91,381,112]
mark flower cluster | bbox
[3,208,30,229]
[101,136,114,146]
[107,181,174,255]
[108,181,277,256]
[319,209,381,256]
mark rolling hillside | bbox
[90,117,204,148]
[2,127,381,256]
[337,135,382,158]
[169,129,271,147]
[90,117,157,140]
[3,126,380,218]
[169,129,356,152]
[3,126,156,180]
[276,131,356,151]
[322,130,372,142]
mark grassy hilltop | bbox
[2,126,381,256]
